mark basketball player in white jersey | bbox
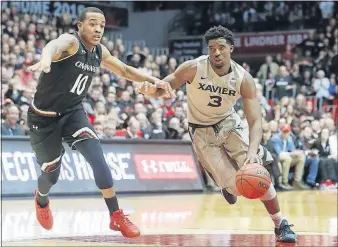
[138,26,297,243]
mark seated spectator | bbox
[313,70,331,109]
[18,59,34,86]
[311,128,337,189]
[126,120,142,139]
[261,123,290,191]
[1,104,25,136]
[269,120,279,134]
[274,66,296,101]
[143,111,168,139]
[117,91,133,113]
[103,124,117,139]
[18,103,29,135]
[105,92,117,111]
[257,55,280,84]
[329,128,338,161]
[328,74,337,101]
[270,124,309,190]
[167,117,183,140]
[295,127,320,187]
[93,121,105,139]
[299,70,315,96]
[256,84,271,112]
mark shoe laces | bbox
[280,223,294,235]
[117,211,133,226]
[38,207,51,220]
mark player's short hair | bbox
[204,25,235,45]
[78,7,104,22]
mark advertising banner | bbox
[1,1,128,28]
[168,36,205,63]
[233,30,310,55]
[168,30,310,58]
[1,137,204,197]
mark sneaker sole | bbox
[220,189,237,205]
[276,233,297,243]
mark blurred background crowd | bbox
[1,1,337,191]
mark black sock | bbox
[37,191,49,208]
[37,168,60,208]
[104,196,119,215]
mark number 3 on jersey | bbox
[70,74,88,95]
[208,95,222,107]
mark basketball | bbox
[235,163,272,199]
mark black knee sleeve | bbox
[39,166,61,186]
[38,162,61,194]
[38,150,63,184]
[75,139,114,189]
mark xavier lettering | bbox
[198,83,236,96]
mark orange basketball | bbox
[235,163,272,199]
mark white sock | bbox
[38,191,48,197]
[270,212,284,228]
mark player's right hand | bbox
[27,59,52,73]
[137,81,175,99]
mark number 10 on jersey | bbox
[70,74,88,95]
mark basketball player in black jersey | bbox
[27,7,173,238]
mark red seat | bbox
[115,129,127,137]
[268,99,274,107]
[305,97,315,112]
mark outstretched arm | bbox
[28,33,79,72]
[100,44,158,83]
[44,33,79,61]
[241,71,263,165]
[138,59,197,98]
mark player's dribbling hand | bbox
[243,155,263,167]
[27,58,52,73]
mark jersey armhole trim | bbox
[96,44,103,61]
[188,59,199,85]
[51,40,80,63]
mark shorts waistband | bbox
[188,118,226,135]
[188,117,227,129]
[30,100,61,117]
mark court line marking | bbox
[3,228,336,243]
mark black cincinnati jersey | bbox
[33,32,102,113]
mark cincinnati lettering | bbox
[75,61,99,73]
[198,83,236,96]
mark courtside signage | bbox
[1,137,204,197]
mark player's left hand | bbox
[243,155,263,167]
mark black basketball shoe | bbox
[275,219,297,243]
[221,188,237,204]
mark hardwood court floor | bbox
[2,190,337,246]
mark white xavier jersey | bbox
[186,55,246,125]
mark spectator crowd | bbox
[1,3,337,191]
[179,1,337,35]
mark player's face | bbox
[208,38,233,69]
[79,12,106,46]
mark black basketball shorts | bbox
[27,107,99,168]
